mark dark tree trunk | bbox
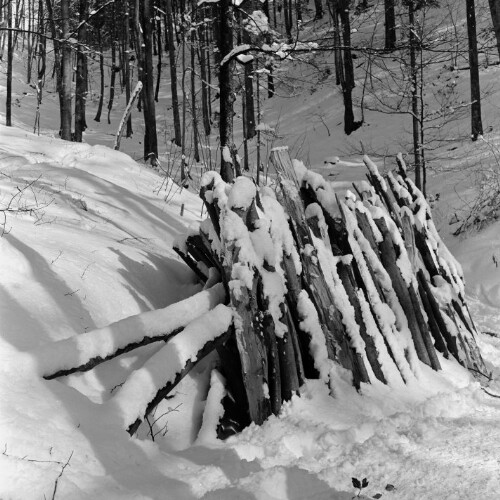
[124,0,133,137]
[94,28,105,122]
[384,0,396,50]
[337,0,361,135]
[466,0,483,140]
[60,0,72,140]
[408,2,422,189]
[314,0,324,20]
[191,1,200,162]
[6,0,13,126]
[488,0,500,61]
[155,15,162,102]
[139,0,158,162]
[74,0,88,142]
[166,0,182,146]
[198,12,211,136]
[218,0,236,182]
[45,0,64,132]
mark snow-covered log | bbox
[36,283,226,379]
[108,304,234,435]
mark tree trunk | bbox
[466,0,483,140]
[74,0,88,142]
[155,15,162,102]
[218,0,236,182]
[44,0,64,132]
[384,0,396,50]
[165,0,182,146]
[408,2,422,189]
[6,0,13,126]
[124,0,133,137]
[60,0,72,140]
[191,2,200,162]
[488,0,500,61]
[94,28,105,122]
[137,0,158,162]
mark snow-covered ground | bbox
[1,119,500,500]
[2,4,500,498]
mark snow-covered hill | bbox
[1,121,500,499]
[2,1,500,497]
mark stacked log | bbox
[39,147,486,439]
[175,147,486,432]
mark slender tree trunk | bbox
[94,28,105,122]
[124,0,133,136]
[139,0,158,162]
[155,15,162,102]
[338,0,361,135]
[218,0,236,182]
[6,0,13,126]
[60,0,72,140]
[408,1,421,189]
[45,0,63,134]
[198,11,211,136]
[166,0,182,146]
[314,0,323,20]
[74,0,88,142]
[384,0,396,51]
[466,0,483,140]
[27,0,32,83]
[191,1,200,162]
[242,0,256,141]
[489,0,500,61]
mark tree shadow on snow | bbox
[108,247,199,312]
[4,234,96,343]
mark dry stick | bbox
[127,327,233,435]
[114,81,143,150]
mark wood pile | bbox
[38,146,486,439]
[174,147,486,433]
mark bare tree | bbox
[60,0,73,140]
[466,0,483,140]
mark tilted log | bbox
[117,305,234,435]
[38,283,226,379]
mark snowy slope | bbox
[2,123,500,500]
[2,3,500,497]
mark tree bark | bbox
[165,0,182,146]
[60,0,72,140]
[489,0,500,61]
[384,0,396,50]
[6,0,13,126]
[218,0,236,182]
[74,0,88,142]
[138,0,158,162]
[466,0,483,140]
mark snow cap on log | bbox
[227,176,257,211]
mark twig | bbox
[481,387,500,399]
[51,451,73,500]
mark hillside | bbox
[2,1,500,498]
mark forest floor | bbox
[2,3,500,498]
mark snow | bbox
[35,283,226,378]
[109,304,233,430]
[4,7,500,498]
